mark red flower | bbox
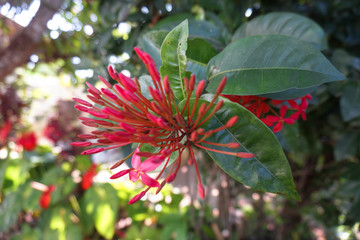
[0,121,12,145]
[261,105,296,132]
[31,182,56,209]
[17,132,37,151]
[72,47,254,204]
[81,163,98,190]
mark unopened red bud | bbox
[156,181,166,194]
[216,76,227,95]
[166,172,177,183]
[102,107,124,119]
[149,64,160,82]
[119,73,137,92]
[196,128,205,134]
[226,116,238,127]
[86,82,101,95]
[184,77,189,92]
[97,138,114,144]
[88,110,109,119]
[78,134,97,139]
[108,65,118,80]
[128,191,145,204]
[227,143,240,148]
[163,76,171,94]
[198,183,205,199]
[136,152,155,157]
[214,100,224,111]
[81,147,104,155]
[91,130,108,135]
[110,169,131,179]
[93,119,114,127]
[74,105,89,112]
[198,103,206,116]
[190,131,198,141]
[87,95,105,105]
[134,47,146,61]
[73,98,92,107]
[195,80,206,98]
[101,88,118,100]
[81,121,98,127]
[110,159,127,170]
[119,122,137,133]
[189,75,195,91]
[99,75,113,88]
[236,152,255,158]
[71,142,92,147]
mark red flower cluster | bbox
[17,131,37,151]
[81,163,98,190]
[223,94,312,132]
[72,47,254,204]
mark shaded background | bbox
[0,0,360,239]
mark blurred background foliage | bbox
[0,0,360,239]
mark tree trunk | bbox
[0,0,64,81]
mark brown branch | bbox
[0,0,64,81]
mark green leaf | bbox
[139,30,169,69]
[187,38,218,80]
[232,12,328,50]
[0,188,24,232]
[206,35,345,99]
[160,20,190,100]
[0,159,9,191]
[138,75,155,99]
[334,132,360,161]
[340,80,360,121]
[153,13,225,49]
[201,98,299,200]
[81,184,118,239]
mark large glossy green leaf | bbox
[206,35,345,99]
[201,97,299,200]
[340,80,360,121]
[334,131,360,161]
[160,20,190,100]
[187,38,218,80]
[0,188,24,232]
[232,12,327,50]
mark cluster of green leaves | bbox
[0,150,199,240]
[138,12,344,201]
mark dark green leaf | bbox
[334,132,360,161]
[206,35,345,99]
[201,97,300,200]
[187,38,218,80]
[153,13,225,49]
[232,12,327,50]
[160,20,190,100]
[340,80,360,121]
[0,188,24,232]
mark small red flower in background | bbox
[17,131,37,151]
[72,47,255,204]
[31,182,56,209]
[0,121,12,146]
[223,94,312,132]
[81,163,98,190]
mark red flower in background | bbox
[223,94,312,132]
[0,121,12,145]
[17,132,37,151]
[81,163,98,190]
[31,182,56,209]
